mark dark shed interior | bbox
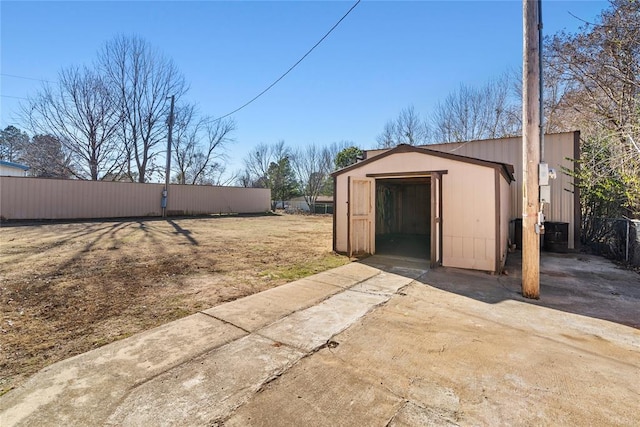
[375,177,431,259]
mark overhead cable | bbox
[206,0,361,124]
[1,73,55,84]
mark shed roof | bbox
[0,160,30,171]
[332,144,515,183]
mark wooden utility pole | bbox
[162,95,175,218]
[522,0,541,299]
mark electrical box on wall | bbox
[540,185,551,203]
[539,163,549,186]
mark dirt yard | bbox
[0,213,347,395]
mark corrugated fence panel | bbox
[428,135,524,219]
[167,185,271,215]
[426,132,576,248]
[0,177,270,220]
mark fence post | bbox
[626,219,630,263]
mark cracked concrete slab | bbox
[388,401,460,427]
[309,262,381,288]
[203,277,343,331]
[0,313,246,427]
[326,262,382,280]
[2,253,638,427]
[258,289,388,352]
[348,271,414,296]
[224,349,405,427]
[107,334,304,427]
[301,271,363,288]
[324,281,640,426]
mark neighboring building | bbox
[332,144,515,273]
[288,196,334,213]
[0,160,29,177]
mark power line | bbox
[207,0,361,124]
[1,73,55,84]
[1,0,361,123]
[568,11,640,31]
[0,94,29,100]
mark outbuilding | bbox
[332,144,515,273]
[0,160,29,177]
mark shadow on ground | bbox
[0,211,278,228]
[363,251,640,329]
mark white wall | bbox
[0,165,28,177]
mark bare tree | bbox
[376,105,430,148]
[235,169,253,188]
[376,121,396,148]
[207,165,239,186]
[291,144,332,212]
[22,66,123,180]
[99,35,187,183]
[431,73,520,142]
[243,140,290,187]
[242,141,298,209]
[242,143,272,187]
[544,0,640,222]
[171,103,200,184]
[170,107,235,185]
[21,134,74,178]
[545,0,639,153]
[190,118,235,184]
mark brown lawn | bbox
[0,213,347,395]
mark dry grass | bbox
[0,213,348,395]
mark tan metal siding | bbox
[426,135,523,219]
[334,174,350,252]
[360,132,576,248]
[167,185,271,216]
[0,177,270,220]
[333,151,503,271]
[366,132,579,249]
[425,133,575,248]
[441,165,496,272]
[500,175,511,269]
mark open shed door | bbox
[348,177,375,257]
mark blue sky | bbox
[1,1,608,174]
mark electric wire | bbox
[0,94,29,100]
[1,73,52,101]
[205,0,361,124]
[1,1,361,120]
[1,73,55,84]
[568,11,639,31]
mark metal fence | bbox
[312,203,334,215]
[0,177,271,220]
[587,218,640,267]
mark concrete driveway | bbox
[1,253,639,426]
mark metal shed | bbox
[365,131,580,250]
[332,145,515,273]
